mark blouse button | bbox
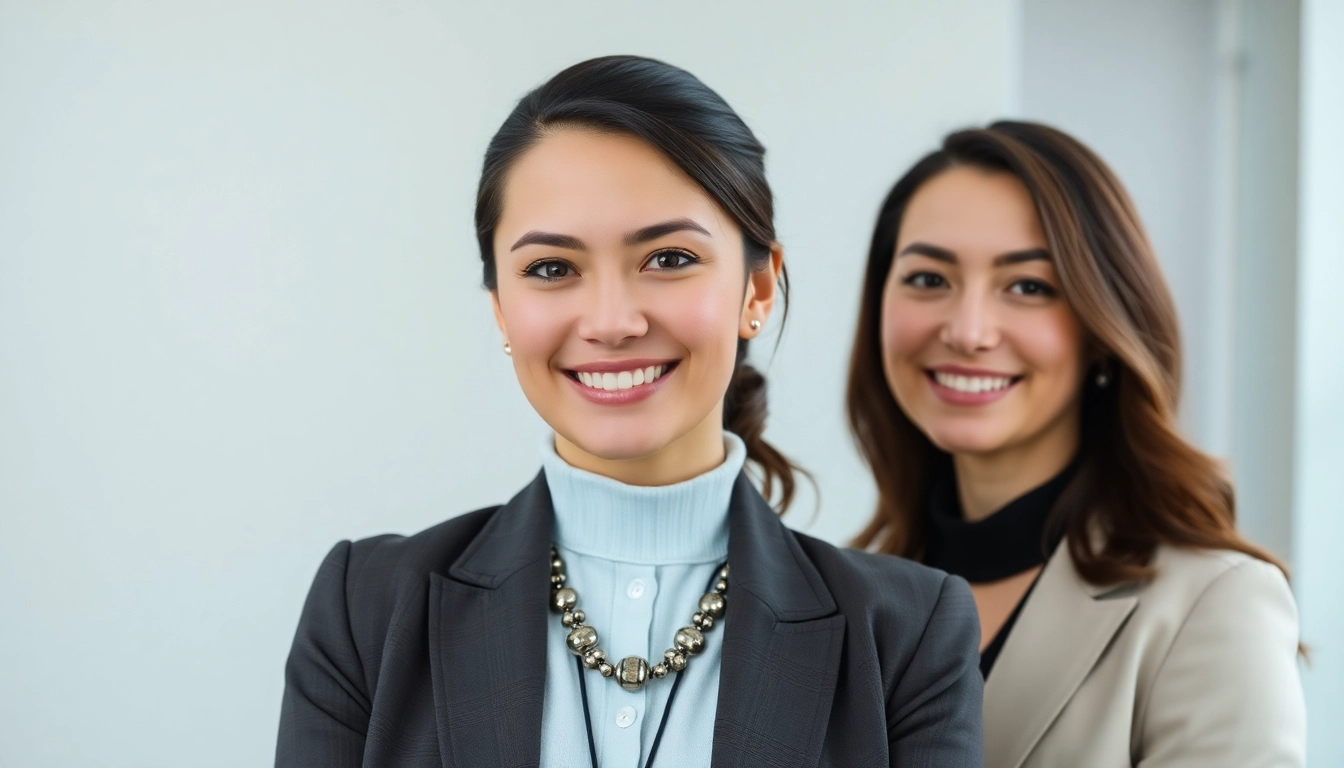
[626,579,645,599]
[615,706,638,728]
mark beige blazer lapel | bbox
[983,541,1138,768]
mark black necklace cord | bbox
[642,663,687,767]
[573,561,726,768]
[576,654,600,768]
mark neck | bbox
[953,417,1080,523]
[554,405,727,486]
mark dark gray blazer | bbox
[276,473,983,767]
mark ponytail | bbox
[723,339,806,514]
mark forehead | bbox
[495,128,736,243]
[898,166,1047,257]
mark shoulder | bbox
[1142,544,1295,621]
[341,505,502,592]
[1122,544,1299,698]
[789,529,977,637]
[1129,546,1305,760]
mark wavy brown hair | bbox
[847,121,1286,585]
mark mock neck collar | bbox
[540,432,745,565]
[924,456,1079,583]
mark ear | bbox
[740,243,784,338]
[491,290,508,339]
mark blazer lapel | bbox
[712,476,846,768]
[428,473,554,768]
[983,541,1139,768]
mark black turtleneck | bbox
[923,458,1077,678]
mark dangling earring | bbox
[750,319,761,332]
[503,341,511,356]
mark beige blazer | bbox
[984,540,1306,768]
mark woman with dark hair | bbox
[276,56,983,767]
[847,121,1305,767]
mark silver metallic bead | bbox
[651,663,669,679]
[566,626,599,655]
[719,564,729,580]
[582,649,606,669]
[571,609,585,624]
[551,587,578,613]
[714,579,728,593]
[674,626,705,655]
[597,662,615,677]
[615,656,649,692]
[550,573,566,586]
[699,593,726,618]
[669,651,687,671]
[692,612,714,630]
[561,610,578,628]
[551,558,564,571]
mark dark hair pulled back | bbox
[475,55,801,511]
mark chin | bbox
[922,423,1014,458]
[559,421,678,463]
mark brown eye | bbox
[645,249,698,271]
[903,272,947,289]
[523,260,575,282]
[1009,278,1058,297]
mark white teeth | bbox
[934,371,1013,394]
[575,364,671,391]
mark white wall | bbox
[1294,0,1344,762]
[0,2,1017,765]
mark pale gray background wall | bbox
[1293,0,1344,763]
[0,2,1015,765]
[2,0,1338,766]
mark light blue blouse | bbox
[538,432,746,767]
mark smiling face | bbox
[880,165,1087,464]
[491,128,776,483]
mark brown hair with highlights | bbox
[846,121,1286,585]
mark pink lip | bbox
[565,362,679,406]
[925,368,1021,406]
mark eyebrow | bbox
[623,217,712,246]
[510,231,586,252]
[897,242,1052,267]
[509,217,713,252]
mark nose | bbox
[577,274,648,346]
[940,290,999,355]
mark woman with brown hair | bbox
[847,121,1306,767]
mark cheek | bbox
[497,286,573,368]
[653,279,743,368]
[1012,306,1086,389]
[879,291,939,380]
